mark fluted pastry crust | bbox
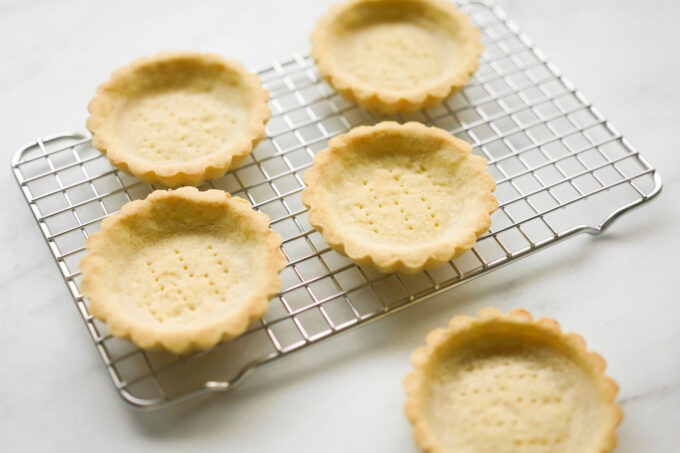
[301,122,497,274]
[87,52,270,187]
[403,308,623,453]
[311,0,483,113]
[79,187,286,355]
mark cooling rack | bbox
[11,1,661,409]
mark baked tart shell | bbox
[311,0,483,114]
[79,187,286,355]
[87,52,271,187]
[403,308,623,453]
[301,121,497,274]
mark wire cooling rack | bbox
[11,1,661,409]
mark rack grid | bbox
[11,1,661,409]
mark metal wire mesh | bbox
[11,1,661,409]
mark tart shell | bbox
[87,52,271,187]
[403,308,623,453]
[301,122,497,274]
[79,187,286,355]
[311,0,483,114]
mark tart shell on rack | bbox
[79,187,286,355]
[301,121,497,274]
[87,52,271,187]
[311,0,483,113]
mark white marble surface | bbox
[1,0,679,451]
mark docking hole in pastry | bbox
[87,52,271,187]
[301,122,497,274]
[403,308,622,453]
[311,0,483,113]
[79,187,286,355]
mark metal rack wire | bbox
[11,1,661,409]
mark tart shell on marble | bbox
[79,187,286,355]
[403,308,623,453]
[310,0,483,114]
[86,52,271,187]
[301,122,497,274]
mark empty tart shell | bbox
[301,122,497,274]
[311,0,482,113]
[79,187,286,355]
[87,52,271,187]
[403,308,622,453]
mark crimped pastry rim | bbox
[78,187,286,355]
[403,308,623,453]
[86,51,271,187]
[301,121,497,274]
[310,0,483,114]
